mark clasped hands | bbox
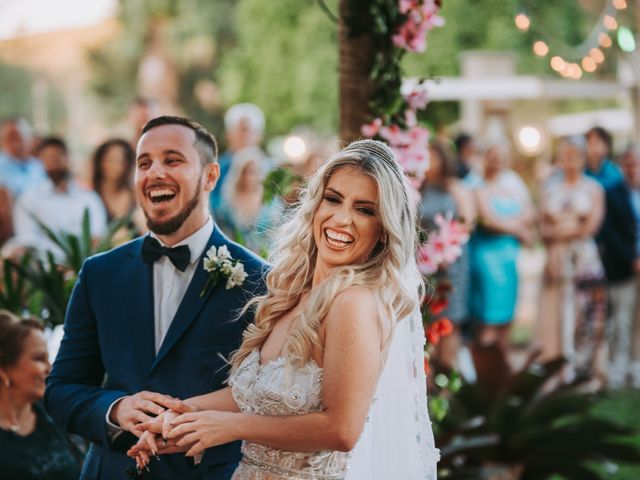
[118,393,238,470]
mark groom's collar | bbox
[148,216,214,265]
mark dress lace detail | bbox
[229,349,351,480]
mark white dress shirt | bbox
[105,216,214,432]
[151,216,213,352]
[8,179,107,259]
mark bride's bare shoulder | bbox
[333,285,377,308]
[325,286,380,328]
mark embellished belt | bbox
[240,454,346,480]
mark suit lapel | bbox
[149,227,227,373]
[127,238,156,375]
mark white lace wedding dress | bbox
[229,349,350,479]
[228,309,439,480]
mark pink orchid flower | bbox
[361,118,383,138]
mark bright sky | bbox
[0,0,116,40]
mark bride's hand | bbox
[127,430,157,469]
[136,405,194,439]
[168,410,238,457]
[127,430,191,467]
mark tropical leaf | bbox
[8,210,134,327]
[0,256,30,312]
[437,353,640,478]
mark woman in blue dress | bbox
[469,142,535,357]
[420,143,475,370]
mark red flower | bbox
[434,317,453,337]
[423,355,431,375]
[429,296,448,316]
[426,328,440,345]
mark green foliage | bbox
[262,167,302,204]
[0,255,31,313]
[403,0,595,78]
[437,353,640,479]
[0,211,134,327]
[88,0,235,129]
[0,62,67,128]
[402,0,615,127]
[32,209,131,273]
[0,62,33,119]
[217,0,339,136]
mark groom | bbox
[45,116,268,479]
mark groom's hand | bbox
[136,402,197,439]
[110,391,184,436]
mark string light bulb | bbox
[533,41,549,56]
[570,64,583,79]
[599,32,613,47]
[589,47,605,63]
[515,13,530,31]
[603,15,618,30]
[550,56,566,72]
[517,5,617,79]
[581,56,597,72]
[613,0,627,10]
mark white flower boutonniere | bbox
[200,245,248,297]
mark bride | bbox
[129,139,439,479]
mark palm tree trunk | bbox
[339,0,375,143]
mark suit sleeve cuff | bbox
[105,395,128,438]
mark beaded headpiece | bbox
[340,139,405,185]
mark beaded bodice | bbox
[229,349,351,480]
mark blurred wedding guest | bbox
[211,103,266,215]
[536,137,607,381]
[91,139,136,222]
[585,127,637,388]
[0,118,46,197]
[216,146,283,253]
[420,143,475,370]
[620,147,640,386]
[454,133,475,179]
[0,310,80,480]
[7,137,107,259]
[469,141,534,358]
[0,187,13,246]
[585,126,624,189]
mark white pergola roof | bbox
[424,76,627,101]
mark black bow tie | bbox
[141,236,191,272]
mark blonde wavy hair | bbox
[230,139,424,370]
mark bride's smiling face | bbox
[312,166,383,271]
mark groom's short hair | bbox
[141,115,218,166]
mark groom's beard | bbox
[144,178,202,235]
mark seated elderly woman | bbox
[0,310,80,479]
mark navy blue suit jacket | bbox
[597,181,637,283]
[45,227,268,480]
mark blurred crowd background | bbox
[2,0,640,477]
[2,94,639,391]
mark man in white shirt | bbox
[0,118,46,197]
[45,116,268,480]
[7,137,107,260]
